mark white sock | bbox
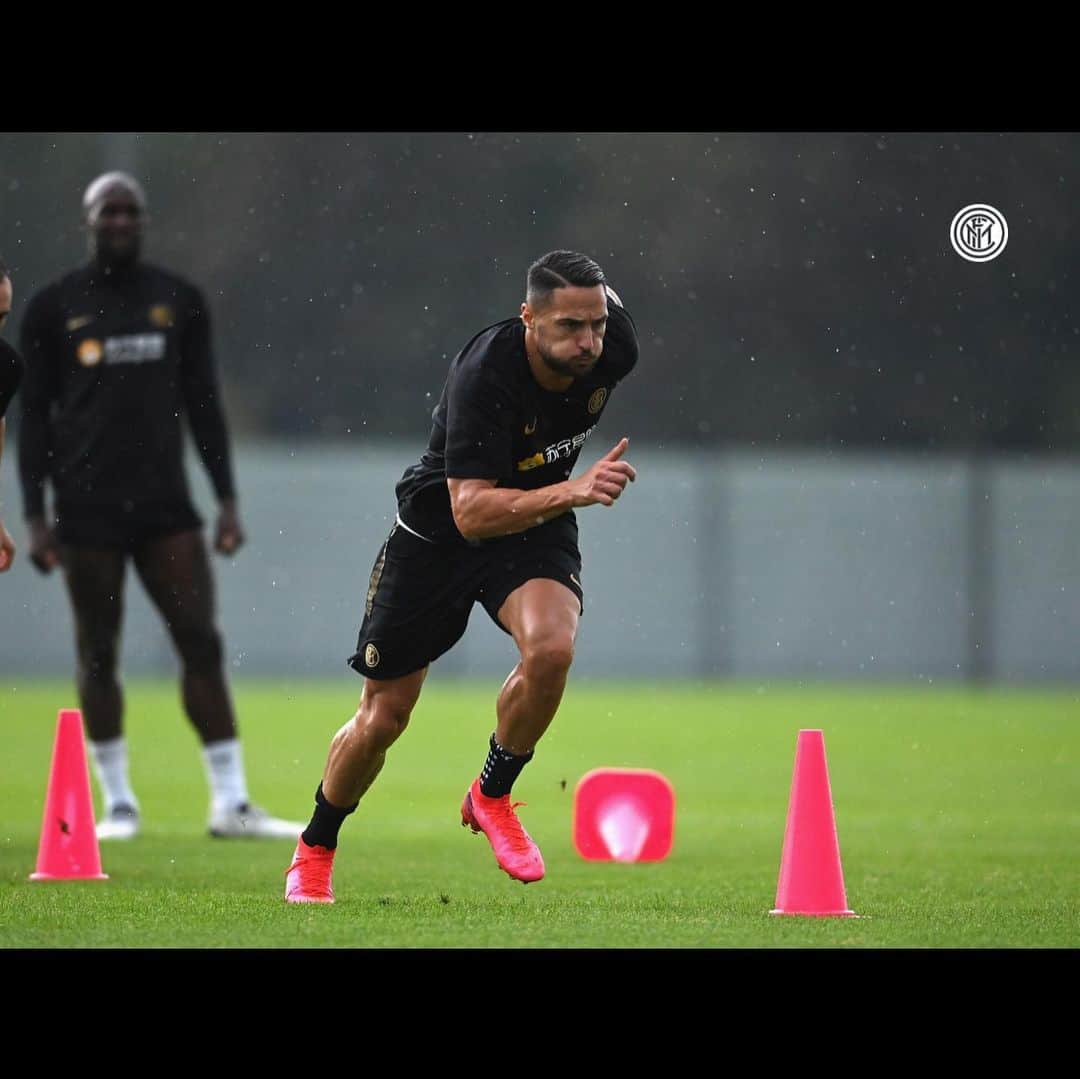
[88,737,139,815]
[202,738,251,816]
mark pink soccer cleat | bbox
[284,836,336,904]
[461,778,545,883]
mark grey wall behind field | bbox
[2,445,1075,684]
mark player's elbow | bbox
[448,479,496,541]
[451,500,482,541]
[447,490,494,540]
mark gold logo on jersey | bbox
[364,643,380,668]
[77,339,104,367]
[516,452,545,472]
[65,314,94,332]
[524,417,537,435]
[149,304,175,328]
[588,388,607,415]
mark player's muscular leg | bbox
[495,579,580,754]
[63,547,127,741]
[133,529,236,743]
[322,667,429,806]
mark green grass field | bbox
[1,679,1077,949]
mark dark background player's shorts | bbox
[55,500,204,551]
[348,514,584,681]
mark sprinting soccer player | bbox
[285,250,640,903]
[18,172,304,841]
[0,257,25,573]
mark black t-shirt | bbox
[18,260,236,517]
[396,298,639,542]
[0,339,23,418]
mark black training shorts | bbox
[55,500,204,551]
[348,513,584,681]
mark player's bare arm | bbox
[0,271,23,572]
[0,418,13,572]
[448,437,636,541]
[25,514,60,573]
[214,496,245,555]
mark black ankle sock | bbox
[479,733,534,798]
[301,783,359,850]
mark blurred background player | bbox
[17,172,303,840]
[0,257,24,572]
[285,250,639,902]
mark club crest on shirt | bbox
[149,304,175,328]
[77,338,104,367]
[365,643,380,668]
[588,387,608,414]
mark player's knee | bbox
[177,625,224,672]
[521,633,575,681]
[354,702,411,750]
[77,640,119,683]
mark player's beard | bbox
[537,335,599,380]
[90,230,142,270]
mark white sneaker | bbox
[97,804,140,841]
[208,802,305,839]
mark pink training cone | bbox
[573,768,675,862]
[770,729,854,916]
[29,709,108,882]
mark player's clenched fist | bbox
[570,437,637,507]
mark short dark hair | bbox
[526,250,605,309]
